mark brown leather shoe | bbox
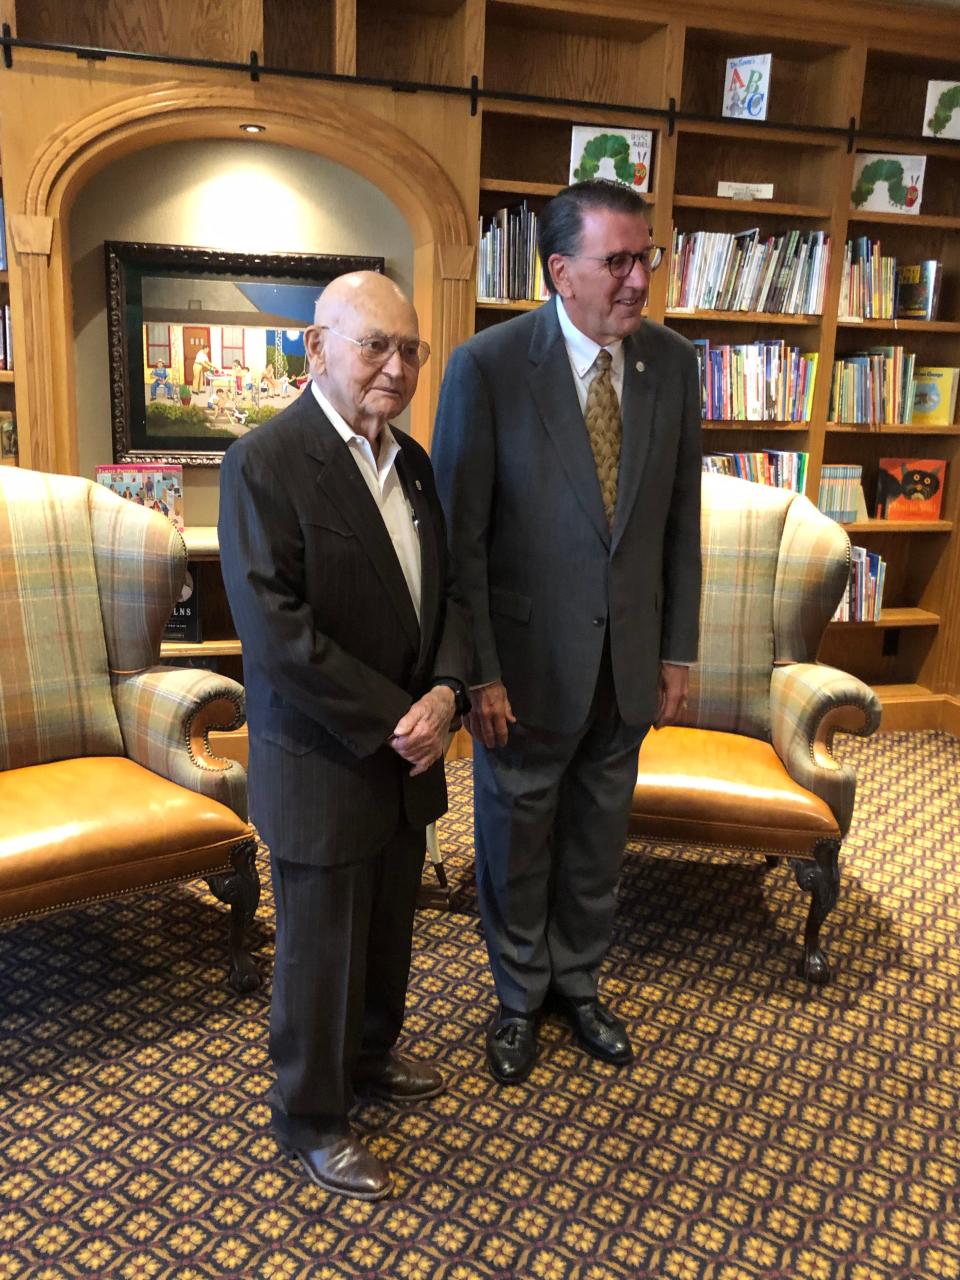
[279,1134,391,1200]
[354,1052,446,1101]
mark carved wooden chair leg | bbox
[207,838,262,993]
[791,838,840,986]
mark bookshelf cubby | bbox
[472,3,960,725]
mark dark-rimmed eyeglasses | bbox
[321,327,431,369]
[574,247,666,278]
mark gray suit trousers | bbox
[473,641,649,1012]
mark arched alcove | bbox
[13,79,474,472]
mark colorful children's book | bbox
[851,153,926,216]
[569,126,653,192]
[895,261,942,320]
[923,80,960,140]
[95,463,184,531]
[911,368,960,427]
[875,457,946,520]
[722,54,772,121]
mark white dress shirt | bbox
[556,295,625,409]
[311,381,421,623]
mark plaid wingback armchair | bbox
[631,473,882,984]
[0,467,260,991]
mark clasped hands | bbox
[390,685,456,776]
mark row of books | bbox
[818,458,948,523]
[692,339,818,422]
[476,202,548,303]
[0,197,6,273]
[817,464,864,523]
[0,304,13,371]
[668,228,830,316]
[832,547,886,622]
[827,347,916,425]
[702,450,808,493]
[838,243,943,322]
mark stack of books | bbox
[817,463,863,523]
[828,347,917,424]
[703,450,808,492]
[832,547,886,622]
[693,339,818,421]
[837,237,897,320]
[476,202,548,303]
[667,228,830,315]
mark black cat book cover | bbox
[875,458,946,520]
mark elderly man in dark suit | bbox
[219,271,470,1200]
[432,180,702,1085]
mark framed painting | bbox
[105,241,384,466]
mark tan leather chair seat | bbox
[631,727,840,855]
[0,757,252,918]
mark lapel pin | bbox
[635,360,645,373]
[415,479,423,491]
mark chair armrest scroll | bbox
[770,663,882,837]
[111,665,248,819]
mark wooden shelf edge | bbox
[847,211,960,230]
[161,639,242,658]
[828,608,940,630]
[836,319,960,333]
[672,196,831,219]
[826,424,960,435]
[181,526,220,558]
[666,309,821,325]
[0,370,14,384]
[841,519,952,533]
[702,420,811,430]
[476,298,544,311]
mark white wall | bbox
[69,137,414,524]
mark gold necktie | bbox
[584,349,621,527]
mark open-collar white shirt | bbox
[311,380,421,623]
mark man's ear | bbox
[548,253,573,299]
[304,325,325,373]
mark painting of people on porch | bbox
[140,275,316,441]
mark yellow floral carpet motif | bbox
[1,731,959,1279]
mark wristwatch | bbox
[432,678,469,718]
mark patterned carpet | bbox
[1,731,960,1280]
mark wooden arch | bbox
[14,80,474,469]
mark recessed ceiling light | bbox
[239,123,265,134]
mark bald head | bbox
[305,271,422,441]
[314,271,416,335]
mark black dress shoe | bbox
[486,1007,538,1084]
[354,1052,446,1101]
[558,997,632,1065]
[278,1134,391,1200]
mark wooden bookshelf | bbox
[471,1,960,724]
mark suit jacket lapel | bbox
[394,444,438,673]
[612,324,660,552]
[527,304,610,546]
[306,405,421,653]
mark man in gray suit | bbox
[219,272,470,1198]
[432,180,702,1084]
